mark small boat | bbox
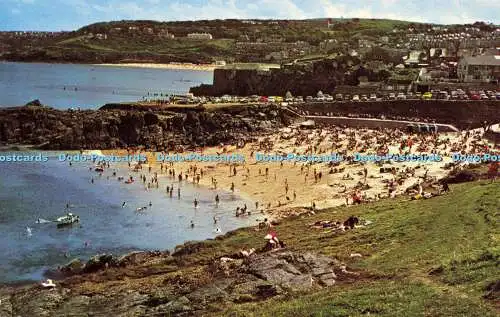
[95,167,104,172]
[125,179,134,184]
[56,213,80,228]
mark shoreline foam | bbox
[94,62,216,72]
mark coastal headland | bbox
[0,100,498,316]
[0,180,497,316]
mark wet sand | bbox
[95,63,217,72]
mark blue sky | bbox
[1,0,499,31]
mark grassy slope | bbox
[14,18,414,63]
[165,180,499,316]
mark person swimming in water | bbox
[190,220,195,228]
[194,199,198,208]
[122,202,127,208]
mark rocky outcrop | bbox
[0,251,353,316]
[0,104,288,150]
[190,57,379,97]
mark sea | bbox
[0,63,258,284]
[0,62,213,109]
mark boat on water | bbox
[55,213,80,228]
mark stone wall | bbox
[296,100,499,129]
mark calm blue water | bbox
[0,62,213,109]
[0,152,259,283]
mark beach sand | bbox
[98,126,497,221]
[95,63,217,72]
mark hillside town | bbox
[1,19,498,87]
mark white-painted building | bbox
[187,33,213,40]
[458,55,500,83]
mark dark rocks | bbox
[0,105,286,150]
[24,99,43,107]
[483,280,500,300]
[60,258,84,275]
[443,169,481,184]
[243,251,340,290]
[185,278,234,304]
[117,250,166,267]
[82,254,118,273]
[160,296,193,314]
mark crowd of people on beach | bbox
[77,122,498,246]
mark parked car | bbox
[344,94,351,101]
[496,92,500,100]
[268,96,276,103]
[275,96,283,103]
[352,95,360,101]
[369,93,377,101]
[361,94,368,101]
[259,96,268,103]
[437,91,449,100]
[458,93,469,100]
[406,92,414,99]
[305,96,314,102]
[221,95,232,103]
[396,92,406,100]
[422,92,432,100]
[324,94,334,102]
[388,92,396,100]
[250,95,260,102]
[415,92,422,99]
[335,93,343,101]
[480,93,489,100]
[470,94,481,100]
[295,96,304,103]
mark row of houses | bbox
[458,55,500,83]
[0,31,68,38]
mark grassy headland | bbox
[0,18,421,64]
[20,179,495,317]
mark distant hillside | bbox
[0,18,496,64]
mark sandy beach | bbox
[95,63,217,72]
[101,125,495,221]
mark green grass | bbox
[66,180,498,316]
[166,181,499,316]
[221,280,498,317]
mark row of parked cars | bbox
[181,89,500,105]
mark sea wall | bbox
[295,100,499,129]
[306,116,458,132]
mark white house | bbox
[187,33,213,40]
[457,55,500,83]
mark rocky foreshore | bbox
[0,101,291,150]
[0,242,358,317]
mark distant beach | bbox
[95,62,217,72]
